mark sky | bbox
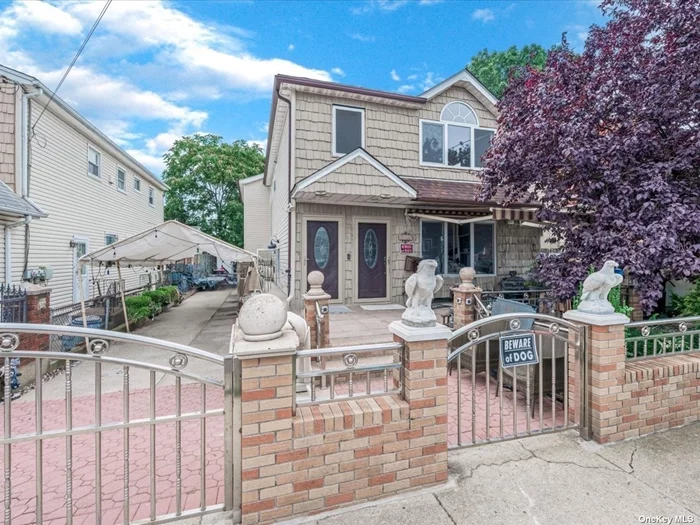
[0,0,607,176]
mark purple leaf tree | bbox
[480,0,700,314]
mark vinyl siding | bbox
[295,85,497,185]
[27,100,164,306]
[0,85,16,190]
[269,111,290,293]
[242,177,270,253]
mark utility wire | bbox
[32,0,112,134]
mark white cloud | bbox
[331,67,346,77]
[146,131,183,156]
[396,84,415,94]
[565,24,590,47]
[419,0,443,4]
[352,0,439,13]
[8,0,83,35]
[472,8,495,23]
[349,33,376,43]
[407,74,418,80]
[126,148,166,175]
[247,139,267,152]
[390,69,400,81]
[288,43,295,51]
[92,119,144,147]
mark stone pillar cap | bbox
[238,293,288,341]
[305,270,330,299]
[563,310,630,326]
[389,320,452,342]
[20,283,52,296]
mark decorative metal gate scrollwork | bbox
[0,323,240,524]
[447,313,587,448]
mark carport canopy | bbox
[78,220,255,267]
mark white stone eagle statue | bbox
[402,259,443,327]
[577,260,624,315]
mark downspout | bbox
[20,87,43,280]
[276,87,294,305]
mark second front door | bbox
[357,222,387,300]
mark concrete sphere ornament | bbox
[238,293,288,341]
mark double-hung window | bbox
[134,177,141,192]
[105,233,118,245]
[116,168,126,192]
[332,105,364,156]
[88,146,101,178]
[148,187,155,207]
[420,220,496,275]
[420,102,495,168]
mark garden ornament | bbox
[577,260,624,315]
[402,259,443,327]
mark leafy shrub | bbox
[125,295,155,322]
[142,289,171,307]
[159,286,180,304]
[676,281,700,316]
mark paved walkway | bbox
[1,288,237,525]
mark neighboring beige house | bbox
[0,64,166,306]
[242,69,542,309]
[239,173,270,254]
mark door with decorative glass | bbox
[357,222,387,300]
[306,220,339,299]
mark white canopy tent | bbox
[78,220,256,332]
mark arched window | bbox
[440,102,479,126]
[420,101,493,168]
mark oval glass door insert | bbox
[363,229,378,269]
[314,227,330,269]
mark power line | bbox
[31,0,112,134]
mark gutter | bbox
[21,87,42,197]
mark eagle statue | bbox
[402,259,443,327]
[577,260,623,314]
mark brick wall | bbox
[19,286,51,352]
[237,324,449,524]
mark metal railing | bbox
[0,284,27,323]
[480,289,559,316]
[626,316,700,360]
[294,342,403,412]
[0,323,239,524]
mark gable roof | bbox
[292,148,417,199]
[0,181,47,219]
[420,68,499,114]
[0,64,167,191]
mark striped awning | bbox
[491,208,539,222]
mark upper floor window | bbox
[333,105,364,156]
[105,233,118,245]
[117,167,126,192]
[134,177,142,192]
[420,102,494,169]
[148,187,155,207]
[88,146,101,178]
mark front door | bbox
[306,220,339,299]
[357,222,387,300]
[72,235,89,302]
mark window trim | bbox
[419,219,497,276]
[440,101,480,126]
[105,232,119,245]
[133,176,142,193]
[419,117,495,170]
[87,144,101,179]
[148,186,155,207]
[332,104,365,157]
[116,166,127,193]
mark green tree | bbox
[162,135,264,247]
[467,44,549,98]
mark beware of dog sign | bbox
[499,333,539,368]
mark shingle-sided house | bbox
[0,64,166,306]
[241,69,542,309]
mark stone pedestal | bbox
[303,271,331,349]
[22,284,51,351]
[452,267,481,330]
[563,309,630,443]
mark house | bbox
[240,69,542,309]
[0,64,166,306]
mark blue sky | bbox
[0,0,606,175]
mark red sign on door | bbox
[400,243,413,253]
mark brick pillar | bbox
[451,267,481,330]
[627,287,643,322]
[563,309,630,443]
[23,284,51,351]
[303,271,331,349]
[389,321,451,486]
[234,330,298,525]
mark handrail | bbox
[297,342,403,359]
[0,323,224,364]
[474,294,490,318]
[448,312,580,343]
[627,316,700,328]
[314,300,324,349]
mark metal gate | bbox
[0,323,240,524]
[447,312,587,448]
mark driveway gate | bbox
[0,323,240,524]
[447,312,587,448]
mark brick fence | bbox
[234,320,450,524]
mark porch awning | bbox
[407,207,539,224]
[491,208,539,222]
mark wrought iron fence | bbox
[49,294,124,352]
[625,316,700,360]
[480,289,560,317]
[0,284,27,323]
[293,342,404,413]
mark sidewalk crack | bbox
[433,493,458,525]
